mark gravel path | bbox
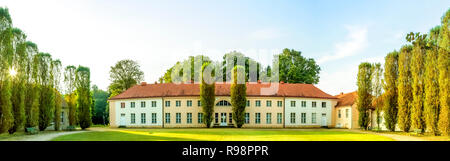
[3,131,87,141]
[348,129,426,141]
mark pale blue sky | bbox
[1,0,449,95]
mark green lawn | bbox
[51,128,395,141]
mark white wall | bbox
[115,98,163,127]
[284,98,333,126]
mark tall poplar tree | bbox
[64,65,77,126]
[36,53,55,131]
[75,66,92,130]
[231,66,247,128]
[372,63,383,130]
[24,41,40,130]
[397,45,413,132]
[51,60,62,130]
[200,62,215,128]
[437,9,450,136]
[0,7,14,134]
[424,38,440,136]
[357,62,372,130]
[383,51,399,131]
[409,32,427,132]
[9,28,27,134]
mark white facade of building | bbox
[284,98,333,127]
[114,98,163,127]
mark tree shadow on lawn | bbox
[52,131,201,141]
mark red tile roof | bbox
[335,91,358,107]
[109,83,337,100]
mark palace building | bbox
[108,82,339,128]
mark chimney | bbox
[141,82,147,86]
[154,81,158,84]
[257,80,261,84]
[280,81,284,84]
[340,92,344,95]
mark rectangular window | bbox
[229,113,233,123]
[176,101,181,107]
[130,102,135,108]
[312,113,317,124]
[277,113,282,124]
[277,101,282,107]
[245,113,250,124]
[215,113,219,124]
[141,113,146,124]
[187,100,192,107]
[198,113,203,123]
[322,102,326,108]
[255,100,261,107]
[255,113,261,124]
[312,102,317,108]
[338,110,341,118]
[141,101,146,108]
[266,113,272,124]
[130,113,135,124]
[187,113,192,124]
[152,113,157,124]
[165,113,170,124]
[121,102,125,108]
[165,101,170,107]
[246,100,250,107]
[301,113,306,124]
[346,109,349,118]
[176,113,181,124]
[301,101,306,107]
[290,113,296,123]
[151,101,157,107]
[198,100,201,107]
[266,100,272,107]
[291,101,296,107]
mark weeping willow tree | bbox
[0,7,14,134]
[437,9,450,136]
[397,45,413,132]
[64,65,77,126]
[75,66,92,129]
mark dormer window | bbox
[216,100,231,106]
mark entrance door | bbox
[120,113,126,126]
[220,113,227,126]
[321,113,327,127]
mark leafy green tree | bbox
[438,9,450,136]
[200,62,215,128]
[274,48,320,84]
[356,62,372,130]
[160,55,211,83]
[397,45,413,132]
[92,85,109,125]
[36,53,55,131]
[0,7,14,134]
[231,66,247,128]
[371,63,383,130]
[221,52,260,83]
[64,65,77,126]
[75,66,92,129]
[383,51,399,132]
[108,59,144,97]
[424,40,440,135]
[408,32,427,132]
